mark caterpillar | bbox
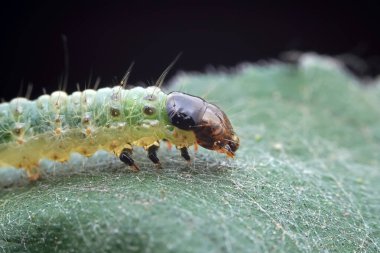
[0,61,239,181]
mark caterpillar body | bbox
[0,84,239,180]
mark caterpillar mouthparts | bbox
[1,75,239,181]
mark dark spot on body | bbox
[143,105,156,115]
[110,107,120,117]
[13,128,21,135]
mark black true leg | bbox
[180,147,191,161]
[147,145,160,165]
[119,148,139,171]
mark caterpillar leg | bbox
[193,142,198,152]
[147,144,160,166]
[180,147,191,162]
[119,148,140,172]
[166,141,172,150]
[27,167,41,181]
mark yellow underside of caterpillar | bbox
[0,125,196,179]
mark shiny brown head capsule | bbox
[166,92,239,157]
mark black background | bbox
[1,0,379,101]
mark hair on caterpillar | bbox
[156,53,182,88]
[0,54,239,186]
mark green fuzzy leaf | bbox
[1,54,379,253]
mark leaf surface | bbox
[1,54,379,253]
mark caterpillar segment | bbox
[0,85,239,180]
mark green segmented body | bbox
[0,86,196,179]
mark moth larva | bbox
[0,65,239,181]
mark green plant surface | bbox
[1,54,379,252]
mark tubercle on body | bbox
[0,85,239,180]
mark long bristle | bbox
[61,34,69,92]
[155,52,182,88]
[120,62,135,88]
[25,83,33,99]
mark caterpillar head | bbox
[166,92,239,157]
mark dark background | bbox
[1,0,379,101]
